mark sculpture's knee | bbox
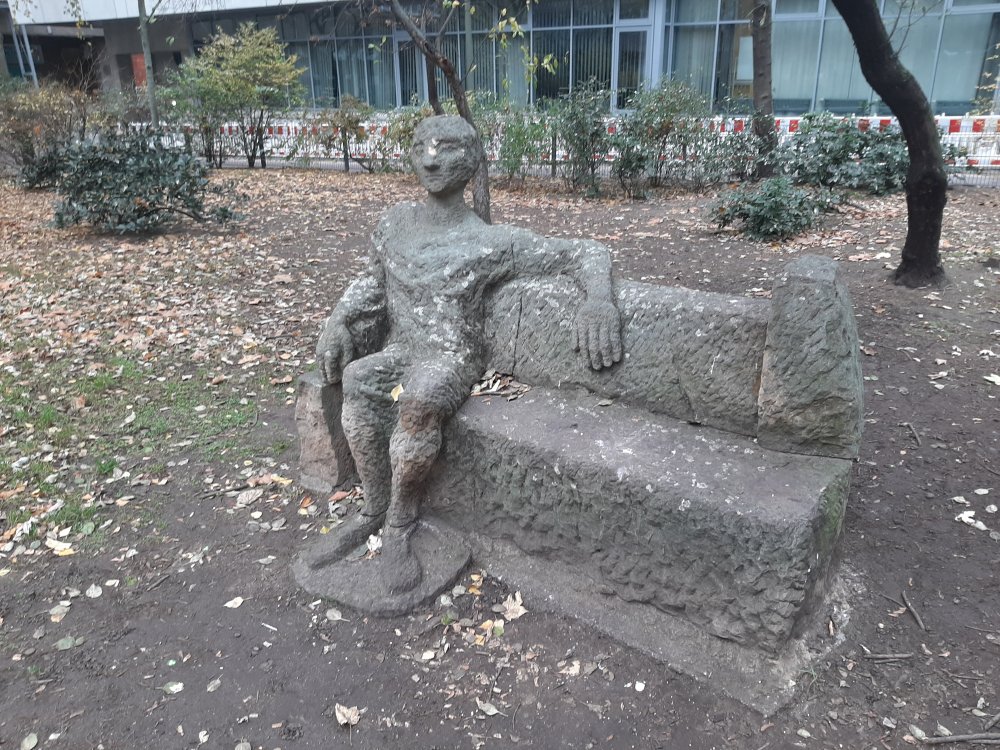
[398,396,441,433]
[389,419,442,469]
[342,359,377,402]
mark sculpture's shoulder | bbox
[374,202,421,247]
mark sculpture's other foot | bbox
[302,511,385,570]
[381,523,423,595]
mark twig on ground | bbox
[921,732,1000,745]
[878,592,906,608]
[985,713,1000,732]
[965,625,1000,635]
[901,590,927,631]
[900,421,922,446]
[863,652,914,661]
[147,574,170,591]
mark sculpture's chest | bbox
[383,234,505,295]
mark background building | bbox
[10,0,1000,114]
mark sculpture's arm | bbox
[507,230,623,370]
[316,262,388,384]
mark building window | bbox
[933,11,1000,114]
[816,17,873,113]
[772,19,821,113]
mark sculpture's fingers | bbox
[611,317,623,363]
[588,323,602,371]
[322,351,334,383]
[598,318,614,369]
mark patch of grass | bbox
[36,404,61,430]
[95,458,118,477]
[46,500,98,530]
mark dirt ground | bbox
[1,170,998,750]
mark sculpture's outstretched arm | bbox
[508,231,623,370]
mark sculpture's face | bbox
[411,117,479,197]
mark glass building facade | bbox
[188,0,1000,114]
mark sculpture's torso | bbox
[375,202,513,363]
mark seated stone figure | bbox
[301,115,623,599]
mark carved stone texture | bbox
[295,372,355,494]
[757,256,864,459]
[426,389,852,653]
[486,279,769,437]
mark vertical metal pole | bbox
[9,15,27,79]
[19,23,38,86]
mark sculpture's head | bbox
[411,115,481,198]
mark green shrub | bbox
[53,130,232,233]
[171,23,305,169]
[550,82,611,196]
[497,108,548,183]
[610,125,649,199]
[710,177,837,240]
[621,80,709,188]
[0,80,109,188]
[780,112,908,195]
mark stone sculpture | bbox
[295,115,623,610]
[294,116,864,711]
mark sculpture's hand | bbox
[316,317,355,385]
[574,300,623,371]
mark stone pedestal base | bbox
[291,519,470,616]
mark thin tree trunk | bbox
[750,2,776,179]
[389,0,492,224]
[831,0,946,287]
[425,55,444,115]
[137,0,159,128]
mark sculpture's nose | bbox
[422,148,440,170]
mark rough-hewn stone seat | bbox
[426,388,850,653]
[297,254,862,657]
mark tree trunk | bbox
[750,2,776,179]
[389,0,492,224]
[137,0,160,129]
[425,55,444,116]
[831,0,946,287]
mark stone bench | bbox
[297,255,862,662]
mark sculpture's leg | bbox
[303,348,407,570]
[381,359,474,594]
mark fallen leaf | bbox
[224,597,244,609]
[476,697,503,716]
[955,510,989,532]
[391,383,404,402]
[161,681,185,695]
[498,591,528,621]
[984,374,1000,386]
[20,733,38,750]
[235,488,263,507]
[334,703,362,726]
[85,584,102,599]
[560,660,581,677]
[206,677,222,692]
[326,608,347,622]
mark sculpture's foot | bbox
[381,523,423,595]
[301,511,385,570]
[292,518,470,617]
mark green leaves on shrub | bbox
[710,177,838,241]
[550,82,611,196]
[53,130,232,233]
[497,110,548,183]
[781,112,908,195]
